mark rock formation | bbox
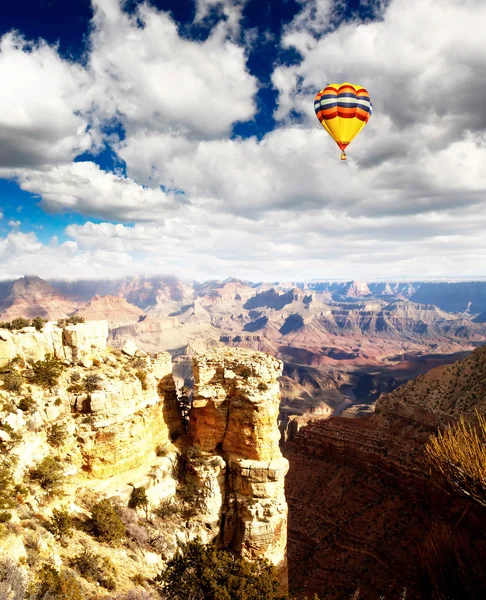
[0,320,108,367]
[190,348,289,592]
[0,323,288,596]
[73,295,143,328]
[0,275,78,320]
[284,345,486,599]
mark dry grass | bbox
[424,412,486,507]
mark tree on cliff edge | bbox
[155,539,284,600]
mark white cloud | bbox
[0,32,95,170]
[1,0,486,281]
[8,220,21,228]
[14,161,181,222]
[88,0,257,138]
[194,0,248,38]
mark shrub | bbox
[241,368,251,380]
[71,372,81,383]
[67,315,85,325]
[72,547,117,590]
[131,572,146,586]
[35,564,84,600]
[18,395,35,412]
[132,357,147,369]
[84,374,102,393]
[421,523,486,600]
[29,456,63,492]
[128,487,149,520]
[424,413,486,507]
[135,370,148,390]
[48,507,73,539]
[0,558,28,599]
[153,499,179,520]
[0,356,25,375]
[3,372,23,393]
[0,459,16,520]
[155,538,282,600]
[90,500,126,542]
[155,444,169,457]
[32,316,47,332]
[257,382,269,392]
[9,317,31,330]
[31,354,63,389]
[47,423,68,447]
[106,590,156,600]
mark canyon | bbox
[1,275,486,426]
[0,318,484,598]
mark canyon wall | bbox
[285,346,486,599]
[190,348,289,591]
[0,323,288,596]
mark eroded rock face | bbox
[0,320,108,366]
[190,348,289,592]
[0,329,289,595]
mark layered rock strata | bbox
[190,348,289,592]
[0,320,108,366]
[0,324,289,596]
[285,347,486,599]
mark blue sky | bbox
[0,0,485,281]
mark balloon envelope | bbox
[314,82,372,155]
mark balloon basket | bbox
[340,152,347,160]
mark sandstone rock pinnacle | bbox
[190,347,289,592]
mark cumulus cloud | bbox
[1,0,486,280]
[273,0,486,143]
[88,0,257,138]
[0,32,95,171]
[14,161,182,222]
[194,0,248,37]
[8,220,21,228]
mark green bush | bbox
[3,372,23,393]
[72,547,117,590]
[90,500,126,542]
[154,499,179,519]
[241,368,251,380]
[35,564,84,600]
[29,456,63,492]
[31,354,63,389]
[155,538,282,600]
[257,382,269,392]
[84,373,102,393]
[48,507,73,539]
[135,370,148,390]
[155,443,169,457]
[128,486,149,520]
[9,317,31,330]
[18,395,35,412]
[47,423,68,448]
[32,316,48,331]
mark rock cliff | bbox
[285,345,486,599]
[0,323,288,596]
[190,348,288,590]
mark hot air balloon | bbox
[314,82,372,160]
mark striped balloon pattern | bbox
[314,82,372,156]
